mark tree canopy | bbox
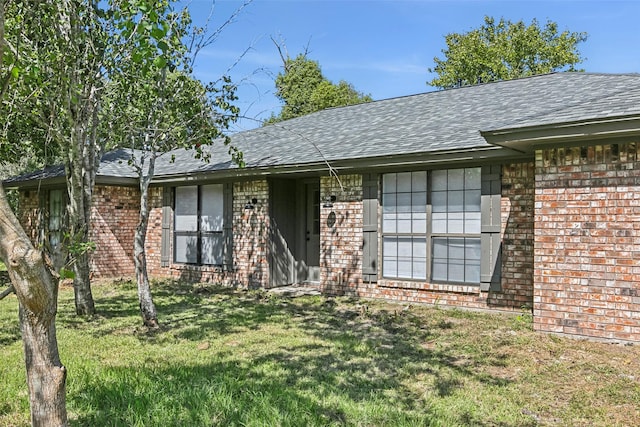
[266,53,372,124]
[428,16,588,89]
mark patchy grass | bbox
[1,279,639,426]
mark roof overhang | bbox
[481,115,640,153]
[149,145,527,185]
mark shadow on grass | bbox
[61,280,521,426]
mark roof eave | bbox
[481,115,640,153]
[150,145,525,185]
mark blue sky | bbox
[182,0,640,130]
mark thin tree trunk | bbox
[0,185,67,426]
[134,153,158,327]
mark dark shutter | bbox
[362,173,378,282]
[480,165,502,291]
[160,187,172,267]
[223,183,233,271]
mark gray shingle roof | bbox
[156,72,640,177]
[7,72,640,186]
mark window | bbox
[382,171,427,280]
[430,168,481,283]
[174,184,225,265]
[48,189,65,249]
[381,167,482,284]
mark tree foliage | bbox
[266,53,372,124]
[103,0,242,327]
[428,16,588,89]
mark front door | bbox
[305,182,320,282]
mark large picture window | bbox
[382,167,482,284]
[174,184,225,265]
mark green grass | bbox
[1,280,639,426]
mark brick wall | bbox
[534,143,640,343]
[17,185,140,279]
[231,179,270,288]
[90,185,139,278]
[320,174,363,295]
[488,162,535,309]
[18,189,42,245]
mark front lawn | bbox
[1,279,638,426]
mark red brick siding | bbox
[18,189,42,245]
[320,174,363,295]
[231,180,270,288]
[534,143,640,343]
[90,186,139,278]
[488,162,535,309]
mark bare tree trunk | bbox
[0,185,67,426]
[134,153,158,327]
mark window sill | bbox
[378,279,481,294]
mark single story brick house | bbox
[6,72,640,343]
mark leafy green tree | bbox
[0,1,68,423]
[104,0,242,327]
[266,52,372,124]
[429,16,588,89]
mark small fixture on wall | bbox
[244,197,258,210]
[322,195,336,209]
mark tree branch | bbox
[0,283,14,300]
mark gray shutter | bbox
[223,183,233,271]
[362,173,378,282]
[480,165,502,291]
[160,187,172,267]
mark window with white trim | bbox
[174,184,225,265]
[381,167,482,284]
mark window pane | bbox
[448,190,464,211]
[383,258,397,277]
[465,167,481,189]
[397,259,412,279]
[382,193,396,213]
[383,237,397,257]
[432,260,447,281]
[200,184,224,232]
[175,186,198,231]
[465,189,481,211]
[431,191,447,212]
[448,169,464,189]
[432,237,448,258]
[449,238,465,260]
[412,191,427,212]
[201,234,224,265]
[432,170,447,191]
[465,212,481,234]
[412,171,427,192]
[383,173,397,193]
[382,214,397,233]
[49,189,64,231]
[413,239,427,258]
[396,193,411,213]
[465,260,481,283]
[449,259,465,282]
[397,237,412,257]
[413,260,427,280]
[465,238,481,261]
[175,235,198,263]
[396,172,412,192]
[412,213,427,234]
